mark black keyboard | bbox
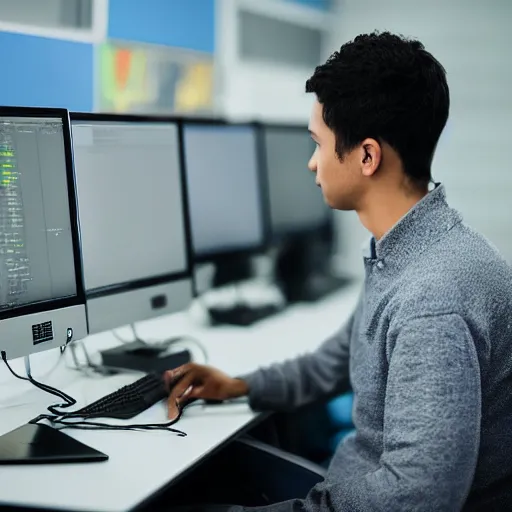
[73,373,168,420]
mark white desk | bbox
[0,284,360,512]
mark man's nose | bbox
[308,155,317,173]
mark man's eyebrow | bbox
[308,129,318,137]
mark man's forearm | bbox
[240,314,355,412]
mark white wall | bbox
[215,0,333,122]
[0,0,107,42]
[0,0,64,28]
[329,0,512,276]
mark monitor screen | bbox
[262,126,329,238]
[182,123,265,259]
[71,119,189,292]
[0,116,78,312]
[0,109,87,360]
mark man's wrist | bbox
[231,378,249,398]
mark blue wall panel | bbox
[0,32,93,111]
[108,0,215,53]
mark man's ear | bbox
[360,138,382,177]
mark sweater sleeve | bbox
[240,303,359,412]
[242,313,482,512]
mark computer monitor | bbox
[260,123,330,240]
[0,107,87,360]
[181,120,267,287]
[70,113,194,335]
[260,123,344,302]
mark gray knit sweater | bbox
[241,184,512,511]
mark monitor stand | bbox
[0,423,108,465]
[276,234,351,304]
[207,255,280,326]
[212,255,253,288]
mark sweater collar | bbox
[366,183,462,266]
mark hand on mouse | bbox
[164,363,249,420]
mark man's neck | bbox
[357,186,429,241]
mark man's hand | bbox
[164,363,249,419]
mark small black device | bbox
[0,423,108,465]
[100,342,191,374]
[208,303,282,327]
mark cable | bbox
[161,335,209,365]
[130,324,145,344]
[41,348,67,379]
[0,347,69,409]
[68,341,117,377]
[234,283,248,306]
[60,331,73,354]
[2,350,187,437]
[129,324,180,348]
[29,414,186,437]
[1,351,75,405]
[111,324,144,345]
[31,398,250,436]
[67,341,96,375]
[111,329,133,345]
[1,351,76,415]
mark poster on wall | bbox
[97,40,215,115]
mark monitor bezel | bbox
[256,121,332,242]
[179,117,271,264]
[69,112,195,299]
[0,106,86,321]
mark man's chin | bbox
[321,190,337,209]
[325,194,354,212]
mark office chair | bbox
[233,436,327,502]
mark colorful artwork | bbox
[99,44,153,112]
[98,41,214,115]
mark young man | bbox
[166,32,512,511]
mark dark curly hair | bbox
[305,31,449,187]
